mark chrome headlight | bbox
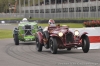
[74,30,79,36]
[58,32,63,37]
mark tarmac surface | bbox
[0,24,100,66]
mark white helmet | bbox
[48,19,55,24]
[22,18,28,22]
[48,19,56,26]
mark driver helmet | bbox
[22,18,28,22]
[48,19,56,26]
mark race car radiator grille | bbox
[66,32,74,43]
[25,25,31,29]
[25,25,32,35]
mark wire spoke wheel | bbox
[36,37,43,52]
[82,35,90,53]
[49,37,58,54]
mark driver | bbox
[22,18,28,22]
[42,19,56,46]
[48,19,56,26]
[43,19,56,31]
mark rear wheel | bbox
[49,37,58,54]
[44,31,49,39]
[14,34,19,45]
[36,37,43,52]
[82,35,90,53]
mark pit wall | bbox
[70,27,100,49]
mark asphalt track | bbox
[0,24,100,66]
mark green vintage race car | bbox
[13,18,38,45]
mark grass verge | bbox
[0,29,12,39]
[0,23,83,39]
[12,23,84,28]
[38,23,84,28]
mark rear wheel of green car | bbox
[36,37,43,52]
[14,35,19,45]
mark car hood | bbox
[18,21,37,26]
[51,28,69,34]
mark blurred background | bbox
[0,0,100,19]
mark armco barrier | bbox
[0,20,86,23]
[70,27,100,49]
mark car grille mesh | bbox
[66,32,74,43]
[25,25,32,35]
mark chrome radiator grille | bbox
[66,32,74,43]
[24,25,32,35]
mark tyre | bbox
[67,48,71,51]
[44,31,49,39]
[44,43,49,49]
[36,37,43,52]
[49,37,58,54]
[14,34,19,45]
[82,35,90,53]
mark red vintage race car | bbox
[36,24,90,54]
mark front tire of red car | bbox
[49,37,58,54]
[14,34,19,45]
[36,37,43,52]
[82,35,90,53]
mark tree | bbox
[0,0,44,13]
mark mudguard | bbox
[13,28,19,35]
[36,32,43,44]
[81,32,88,38]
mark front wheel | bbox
[14,34,19,45]
[82,35,90,53]
[36,37,43,52]
[49,37,58,54]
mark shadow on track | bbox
[11,41,36,45]
[41,49,83,54]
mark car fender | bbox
[80,32,88,38]
[36,32,43,43]
[13,28,19,35]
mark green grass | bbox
[38,23,84,28]
[0,18,22,20]
[0,29,12,39]
[12,23,84,28]
[0,23,83,39]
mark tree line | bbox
[0,0,43,13]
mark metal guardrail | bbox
[0,12,100,19]
[24,12,100,18]
[0,13,24,18]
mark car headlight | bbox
[58,32,63,37]
[74,30,79,36]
